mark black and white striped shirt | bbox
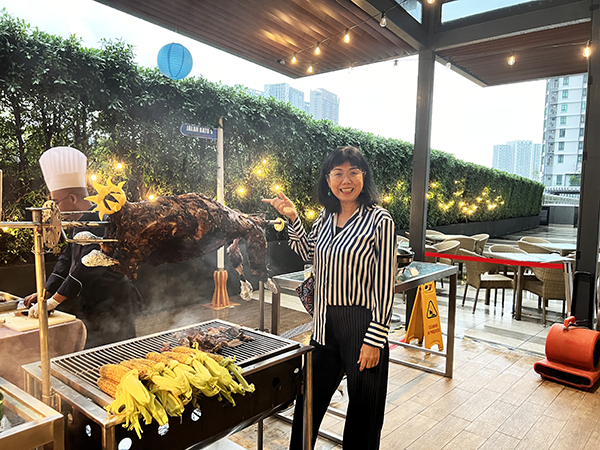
[288,204,396,348]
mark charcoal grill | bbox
[22,319,313,450]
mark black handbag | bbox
[295,275,315,316]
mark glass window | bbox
[556,175,563,185]
[581,114,586,124]
[562,90,569,99]
[557,155,564,164]
[582,88,587,98]
[558,142,565,151]
[582,101,587,111]
[580,128,585,137]
[559,129,566,138]
[579,141,584,150]
[561,104,568,112]
[563,77,569,86]
[578,155,583,163]
[441,0,537,23]
[560,116,567,125]
[584,74,588,84]
[398,0,422,23]
[553,79,559,89]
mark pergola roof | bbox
[94,0,591,86]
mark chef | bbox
[24,146,140,348]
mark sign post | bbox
[180,120,232,309]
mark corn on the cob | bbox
[120,360,153,380]
[162,351,193,365]
[146,352,171,365]
[99,364,130,383]
[97,377,119,398]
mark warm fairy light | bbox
[148,194,155,201]
[477,197,482,202]
[115,162,123,170]
[584,46,591,58]
[344,29,350,44]
[274,184,281,191]
[291,53,297,64]
[2,227,8,232]
[383,195,391,203]
[507,54,516,66]
[459,202,465,207]
[308,65,313,74]
[427,0,436,4]
[430,182,438,188]
[256,168,262,175]
[90,174,97,181]
[238,187,245,194]
[262,159,267,164]
[306,209,315,218]
[315,43,321,55]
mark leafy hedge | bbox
[0,12,543,265]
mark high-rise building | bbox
[310,88,340,123]
[263,83,305,111]
[492,140,542,181]
[541,73,587,189]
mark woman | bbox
[263,146,396,449]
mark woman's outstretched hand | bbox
[262,192,298,221]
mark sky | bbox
[0,0,547,168]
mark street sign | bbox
[180,123,218,140]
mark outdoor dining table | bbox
[537,242,577,256]
[426,234,463,243]
[483,251,573,321]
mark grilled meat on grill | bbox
[98,193,269,281]
[173,326,254,353]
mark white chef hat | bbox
[39,146,87,192]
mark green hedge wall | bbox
[0,13,543,265]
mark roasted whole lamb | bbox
[95,193,269,281]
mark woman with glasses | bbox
[263,146,396,450]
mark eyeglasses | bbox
[328,169,364,182]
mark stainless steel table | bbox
[272,261,458,378]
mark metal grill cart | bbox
[0,376,64,449]
[22,319,313,450]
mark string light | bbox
[426,0,436,4]
[90,174,97,181]
[583,44,591,58]
[379,11,387,28]
[308,65,313,73]
[262,159,267,164]
[507,53,516,66]
[393,59,398,67]
[344,29,350,44]
[238,187,245,195]
[148,194,155,201]
[291,53,297,64]
[315,42,321,55]
[115,162,123,170]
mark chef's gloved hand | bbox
[28,298,60,319]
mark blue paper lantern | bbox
[157,43,193,80]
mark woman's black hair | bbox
[317,146,379,216]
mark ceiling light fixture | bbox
[507,53,516,66]
[380,11,387,27]
[315,42,321,55]
[291,53,297,64]
[308,65,313,73]
[426,0,436,4]
[393,59,398,67]
[344,28,350,44]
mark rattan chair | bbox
[488,244,525,254]
[518,240,555,254]
[445,236,477,276]
[522,266,567,325]
[459,249,514,313]
[433,240,460,265]
[424,244,438,263]
[521,236,551,244]
[472,233,490,255]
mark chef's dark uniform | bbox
[45,210,140,349]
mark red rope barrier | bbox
[424,252,565,270]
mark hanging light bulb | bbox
[393,59,398,67]
[583,45,591,58]
[426,0,436,4]
[507,53,516,66]
[291,53,297,64]
[315,42,321,55]
[308,65,313,73]
[344,28,350,44]
[380,11,387,27]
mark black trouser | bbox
[290,306,389,450]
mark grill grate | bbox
[51,320,298,391]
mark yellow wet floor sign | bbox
[405,281,444,350]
